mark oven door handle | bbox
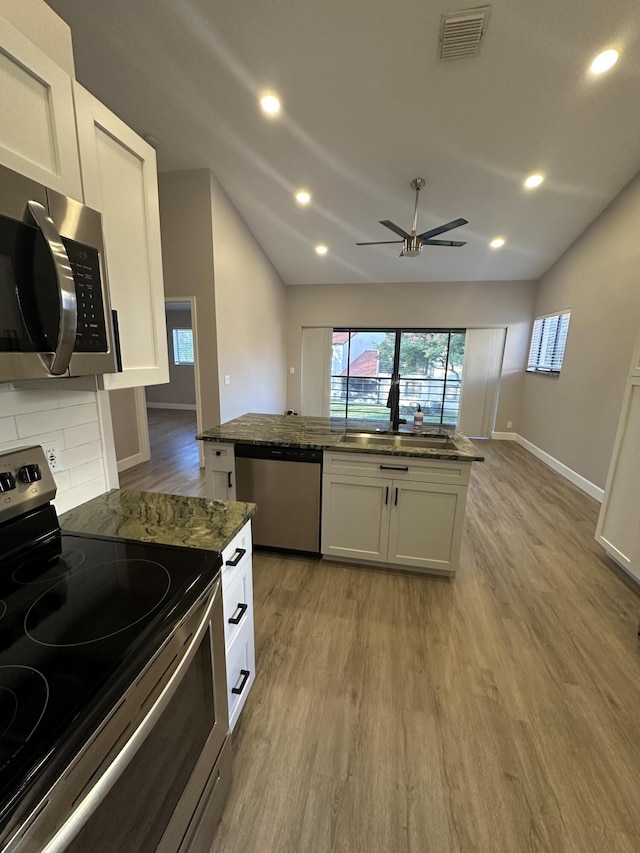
[27,200,77,376]
[40,578,222,853]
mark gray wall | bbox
[158,169,220,430]
[286,280,537,432]
[210,175,287,423]
[146,308,196,407]
[110,388,140,462]
[159,169,287,430]
[519,169,640,490]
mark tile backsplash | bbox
[0,384,108,514]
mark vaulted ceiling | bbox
[47,0,640,285]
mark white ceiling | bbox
[47,0,640,285]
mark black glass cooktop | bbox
[0,523,220,830]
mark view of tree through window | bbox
[331,329,465,425]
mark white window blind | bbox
[172,328,194,365]
[527,312,570,374]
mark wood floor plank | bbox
[126,418,640,851]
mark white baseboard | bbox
[491,431,517,440]
[496,433,604,503]
[117,451,145,473]
[146,402,197,411]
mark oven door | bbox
[10,577,230,853]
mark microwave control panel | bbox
[62,237,108,352]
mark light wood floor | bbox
[120,418,640,850]
[119,408,206,496]
[212,440,640,853]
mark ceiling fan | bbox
[356,178,468,257]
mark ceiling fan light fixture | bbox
[524,173,544,189]
[295,190,311,205]
[259,93,281,116]
[590,49,619,75]
[490,237,505,249]
[315,244,328,255]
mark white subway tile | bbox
[69,459,105,488]
[0,430,64,453]
[59,440,102,470]
[53,476,106,515]
[16,404,97,438]
[57,390,97,408]
[64,422,100,448]
[2,389,60,416]
[0,417,18,443]
[53,470,71,493]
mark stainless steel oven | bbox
[0,163,120,382]
[0,446,232,853]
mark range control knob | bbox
[18,464,42,484]
[0,472,16,492]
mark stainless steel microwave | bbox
[0,164,120,382]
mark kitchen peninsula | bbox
[197,414,484,576]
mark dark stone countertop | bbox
[60,489,256,552]
[196,413,484,462]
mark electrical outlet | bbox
[507,421,513,429]
[43,444,60,472]
[224,375,231,386]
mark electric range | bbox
[0,446,223,844]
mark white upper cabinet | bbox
[73,83,169,389]
[0,14,82,199]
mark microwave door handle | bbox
[27,200,77,376]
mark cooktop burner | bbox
[0,528,220,829]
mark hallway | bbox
[119,408,206,496]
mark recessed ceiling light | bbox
[590,49,619,75]
[295,190,311,205]
[315,244,328,255]
[490,237,505,249]
[260,93,281,116]
[524,173,544,189]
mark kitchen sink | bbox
[341,431,457,450]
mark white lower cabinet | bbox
[220,521,255,730]
[322,452,470,575]
[205,443,237,501]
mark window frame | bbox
[526,310,570,376]
[330,327,466,425]
[171,327,195,366]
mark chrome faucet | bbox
[386,373,405,432]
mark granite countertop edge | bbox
[196,414,485,462]
[60,490,257,553]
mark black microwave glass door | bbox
[0,213,60,353]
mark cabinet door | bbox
[596,377,640,579]
[0,15,82,198]
[321,474,391,563]
[73,83,169,389]
[387,480,467,573]
[205,444,237,501]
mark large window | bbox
[330,329,466,425]
[527,311,570,374]
[172,328,194,365]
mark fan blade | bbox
[356,240,403,246]
[379,220,411,239]
[417,218,468,241]
[422,239,466,247]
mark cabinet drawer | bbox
[221,522,252,589]
[205,443,235,471]
[223,558,253,649]
[226,620,255,731]
[323,451,471,485]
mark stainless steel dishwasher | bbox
[235,444,322,553]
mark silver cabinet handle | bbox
[40,579,221,853]
[27,200,77,376]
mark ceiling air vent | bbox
[439,6,490,61]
